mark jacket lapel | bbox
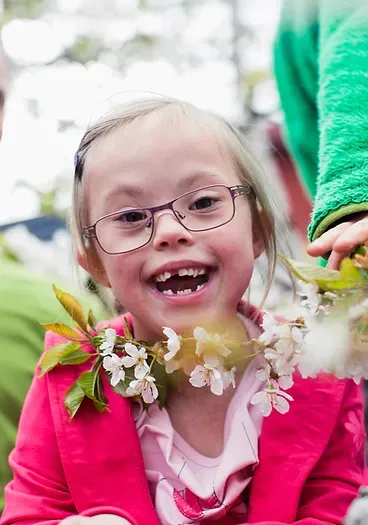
[48,316,160,524]
[248,373,345,521]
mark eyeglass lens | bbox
[95,185,236,254]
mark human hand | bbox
[60,515,131,525]
[307,213,368,270]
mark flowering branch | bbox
[40,243,368,420]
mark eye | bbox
[114,210,148,224]
[190,197,219,211]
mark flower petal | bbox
[105,328,117,343]
[134,361,150,379]
[111,368,125,386]
[193,326,208,342]
[125,342,139,358]
[251,391,272,416]
[165,359,180,374]
[210,377,224,396]
[121,356,136,368]
[274,395,290,414]
[163,327,181,353]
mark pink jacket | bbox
[1,314,365,525]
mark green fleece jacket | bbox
[0,257,106,511]
[274,0,368,241]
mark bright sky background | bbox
[0,0,282,224]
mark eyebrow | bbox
[103,171,223,208]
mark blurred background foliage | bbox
[0,0,281,223]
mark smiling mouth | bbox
[153,267,211,296]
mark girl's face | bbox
[81,115,264,340]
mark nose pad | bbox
[152,211,193,249]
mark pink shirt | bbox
[133,312,264,524]
[134,355,264,524]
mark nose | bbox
[152,211,194,250]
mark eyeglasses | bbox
[83,184,253,255]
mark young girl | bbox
[1,95,365,524]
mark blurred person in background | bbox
[0,48,107,512]
[274,0,368,270]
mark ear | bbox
[77,249,111,288]
[252,207,270,259]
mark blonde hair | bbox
[71,95,277,306]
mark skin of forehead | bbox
[84,111,237,187]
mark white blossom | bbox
[259,311,279,345]
[99,328,117,356]
[103,354,125,386]
[193,327,231,367]
[251,387,293,417]
[264,324,303,376]
[121,343,150,379]
[297,317,350,378]
[297,282,321,316]
[189,363,224,395]
[163,327,181,362]
[126,374,159,404]
[164,358,180,375]
[255,363,294,391]
[222,366,236,389]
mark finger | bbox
[307,223,352,256]
[326,249,347,270]
[331,218,368,253]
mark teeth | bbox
[155,272,171,282]
[183,289,192,295]
[196,284,205,291]
[177,267,207,277]
[155,267,208,282]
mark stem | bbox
[233,350,261,362]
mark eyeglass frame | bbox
[83,183,253,255]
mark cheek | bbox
[101,253,143,300]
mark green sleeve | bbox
[274,0,319,198]
[311,0,368,240]
[275,0,368,241]
[0,258,106,511]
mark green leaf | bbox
[280,255,363,291]
[123,317,132,340]
[59,348,92,366]
[53,285,89,332]
[76,370,108,413]
[41,323,86,341]
[93,399,108,412]
[65,381,85,420]
[39,342,80,377]
[339,258,362,283]
[76,370,97,400]
[87,309,98,331]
